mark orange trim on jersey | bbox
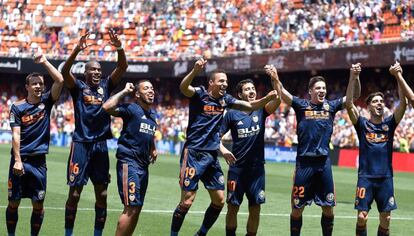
[69,143,75,175]
[122,163,129,205]
[179,148,188,187]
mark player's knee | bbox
[8,200,20,209]
[357,211,368,224]
[380,213,391,225]
[96,191,108,203]
[32,201,44,210]
[180,200,193,209]
[68,190,81,204]
[291,208,303,218]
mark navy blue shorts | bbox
[179,148,225,191]
[227,165,265,206]
[116,159,148,206]
[8,155,47,201]
[67,141,110,186]
[354,177,397,212]
[291,157,335,208]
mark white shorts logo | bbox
[129,194,136,202]
[326,193,334,202]
[258,190,265,201]
[389,196,395,206]
[218,175,225,185]
[38,190,45,200]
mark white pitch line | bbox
[0,205,413,221]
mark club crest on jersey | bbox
[382,124,389,131]
[38,103,45,110]
[219,99,226,107]
[326,193,334,202]
[129,194,136,202]
[252,115,259,123]
[389,196,395,206]
[97,87,104,95]
[9,113,15,123]
[38,190,45,200]
[323,103,330,111]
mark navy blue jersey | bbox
[291,97,343,158]
[9,92,54,155]
[221,108,269,167]
[185,86,236,150]
[116,103,157,167]
[355,116,396,178]
[70,77,114,142]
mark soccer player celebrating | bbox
[279,68,360,236]
[170,58,277,236]
[61,30,128,236]
[219,65,281,236]
[103,81,157,236]
[391,61,414,107]
[346,62,406,236]
[6,53,64,236]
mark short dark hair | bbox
[308,76,326,90]
[208,69,226,82]
[134,79,152,92]
[236,79,254,98]
[25,72,43,85]
[365,92,384,105]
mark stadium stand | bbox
[0,0,413,61]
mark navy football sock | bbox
[321,213,334,236]
[290,215,302,236]
[171,204,189,234]
[377,226,389,236]
[30,208,44,236]
[197,203,223,235]
[226,227,236,236]
[6,205,18,234]
[64,204,77,230]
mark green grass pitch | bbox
[0,144,413,235]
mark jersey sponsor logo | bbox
[139,122,156,135]
[326,192,334,202]
[382,124,389,131]
[237,120,244,126]
[304,110,330,120]
[83,95,103,105]
[203,105,224,115]
[237,124,260,138]
[21,110,46,125]
[252,115,259,123]
[365,133,388,143]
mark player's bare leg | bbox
[195,189,225,236]
[321,206,334,236]
[6,200,20,235]
[93,183,108,236]
[115,206,142,236]
[170,190,196,236]
[65,186,83,236]
[246,204,261,236]
[378,212,391,236]
[290,206,305,236]
[31,200,45,236]
[225,203,239,236]
[356,211,368,236]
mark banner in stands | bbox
[338,149,414,173]
[1,41,413,78]
[264,145,296,163]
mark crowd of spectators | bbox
[1,78,414,153]
[1,0,413,60]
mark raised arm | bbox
[34,53,63,102]
[180,58,207,97]
[62,32,91,89]
[231,90,277,112]
[108,29,128,86]
[392,61,414,107]
[102,82,135,116]
[264,65,282,114]
[390,62,407,123]
[345,63,361,125]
